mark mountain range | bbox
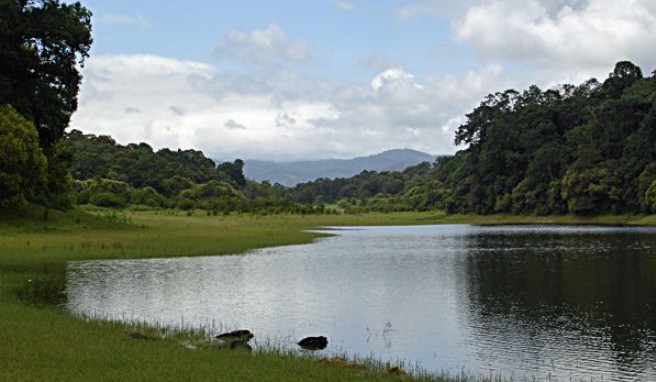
[242,149,435,186]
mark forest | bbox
[434,61,656,215]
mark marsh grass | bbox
[1,205,648,381]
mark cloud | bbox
[169,106,186,116]
[397,0,656,78]
[100,13,150,27]
[215,24,311,67]
[331,0,357,11]
[72,53,517,161]
[224,119,247,130]
[455,0,656,72]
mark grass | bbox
[1,205,653,381]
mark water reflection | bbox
[65,225,656,381]
[462,229,656,380]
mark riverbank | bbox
[1,206,653,381]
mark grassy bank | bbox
[2,207,653,381]
[1,206,461,382]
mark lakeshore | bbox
[2,206,654,381]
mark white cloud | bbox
[72,53,515,161]
[100,13,150,27]
[68,1,656,167]
[455,0,656,73]
[215,24,311,67]
[398,0,656,78]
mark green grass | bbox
[2,206,653,381]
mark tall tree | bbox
[0,0,92,206]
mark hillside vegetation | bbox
[288,61,656,216]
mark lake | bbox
[65,225,656,381]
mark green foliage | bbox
[0,0,92,150]
[176,180,246,212]
[416,61,656,216]
[32,139,75,209]
[0,104,47,209]
[66,130,246,196]
[0,0,92,205]
[289,162,437,212]
[76,178,131,208]
[131,186,169,208]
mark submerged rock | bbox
[298,336,328,350]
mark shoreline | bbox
[2,207,654,381]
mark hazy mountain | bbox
[243,149,435,186]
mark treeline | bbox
[286,61,656,216]
[287,162,443,213]
[65,131,322,214]
[67,130,246,197]
[66,129,438,214]
[427,61,656,215]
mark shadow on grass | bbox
[3,262,68,306]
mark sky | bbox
[69,0,656,161]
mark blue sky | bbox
[84,0,467,78]
[70,0,656,161]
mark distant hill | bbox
[242,149,435,186]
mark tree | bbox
[0,0,92,204]
[0,0,92,148]
[0,104,47,209]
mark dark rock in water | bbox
[215,329,254,341]
[298,336,328,350]
[215,329,254,349]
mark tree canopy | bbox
[0,104,47,209]
[0,0,92,151]
[424,61,656,215]
[0,0,92,208]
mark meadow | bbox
[1,206,653,381]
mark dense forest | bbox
[65,128,449,213]
[434,61,656,215]
[64,130,317,213]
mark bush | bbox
[131,186,169,207]
[89,192,127,208]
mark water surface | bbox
[65,225,656,381]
